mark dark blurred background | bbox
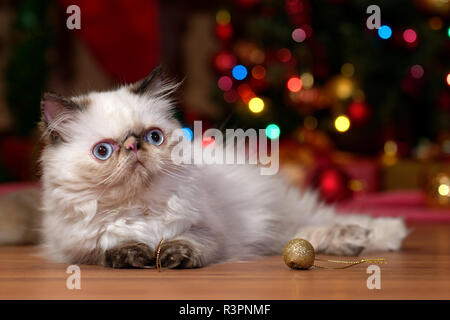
[0,0,449,211]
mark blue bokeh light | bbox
[378,25,392,39]
[232,65,248,80]
[182,127,193,141]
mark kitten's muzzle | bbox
[123,135,141,152]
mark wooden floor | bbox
[0,224,449,300]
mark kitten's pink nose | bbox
[124,136,140,152]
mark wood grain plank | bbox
[0,224,449,299]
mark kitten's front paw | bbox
[159,240,202,269]
[104,242,155,268]
[324,224,371,256]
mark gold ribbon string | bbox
[155,238,164,272]
[314,258,386,269]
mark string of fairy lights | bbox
[211,4,450,146]
[214,8,280,140]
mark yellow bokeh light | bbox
[249,49,265,64]
[348,179,364,192]
[216,10,231,25]
[384,140,398,156]
[335,78,353,99]
[300,72,314,89]
[248,97,264,113]
[438,184,449,196]
[334,115,350,132]
[429,17,443,30]
[341,63,355,77]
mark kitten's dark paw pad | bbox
[104,242,155,268]
[159,240,201,269]
[325,225,372,256]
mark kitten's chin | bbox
[125,164,153,187]
[101,173,152,204]
[105,163,153,200]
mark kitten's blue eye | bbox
[93,142,114,160]
[144,128,164,146]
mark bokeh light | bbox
[223,89,238,103]
[334,115,351,132]
[341,63,355,77]
[300,72,314,89]
[384,140,398,156]
[277,48,292,62]
[438,183,449,197]
[287,76,303,92]
[232,65,248,80]
[251,65,266,80]
[446,73,450,86]
[217,76,233,91]
[249,48,265,64]
[448,27,450,38]
[202,136,215,148]
[182,127,193,141]
[335,78,353,100]
[216,9,231,25]
[248,97,264,113]
[266,124,280,140]
[348,101,370,124]
[215,24,233,40]
[214,52,235,72]
[410,65,424,79]
[292,28,306,43]
[428,17,443,30]
[403,29,417,43]
[237,84,255,103]
[378,25,392,39]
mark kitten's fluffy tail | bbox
[0,188,41,245]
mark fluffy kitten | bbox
[0,66,408,268]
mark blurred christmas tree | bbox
[0,0,53,182]
[211,0,450,157]
[5,0,53,136]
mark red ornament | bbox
[313,167,352,203]
[348,101,370,125]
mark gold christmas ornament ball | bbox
[283,238,315,269]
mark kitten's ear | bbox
[40,92,81,141]
[130,65,181,99]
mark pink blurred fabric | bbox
[0,182,39,194]
[338,190,450,223]
[0,183,449,223]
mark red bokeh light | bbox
[287,76,303,92]
[403,29,417,43]
[215,24,233,40]
[214,52,236,72]
[348,101,370,124]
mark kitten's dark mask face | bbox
[39,66,182,198]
